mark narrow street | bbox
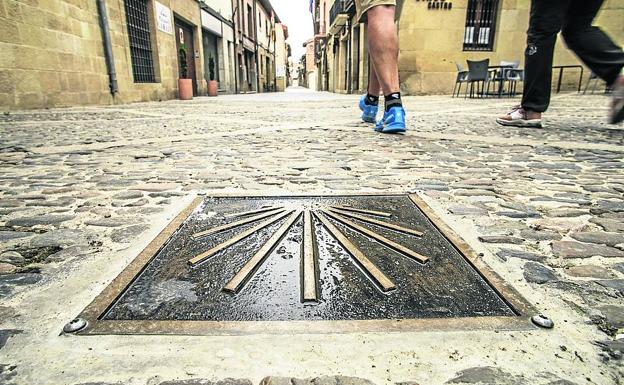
[0,88,623,384]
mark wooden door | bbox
[175,19,197,95]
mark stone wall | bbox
[397,0,624,95]
[1,0,208,111]
[1,0,112,109]
[274,23,287,92]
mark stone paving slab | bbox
[0,88,622,384]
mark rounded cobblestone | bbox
[0,90,622,384]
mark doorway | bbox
[352,24,360,92]
[244,49,256,92]
[202,30,220,85]
[175,18,197,96]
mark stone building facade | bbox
[231,0,280,93]
[256,0,275,92]
[302,38,317,90]
[312,0,624,95]
[200,1,236,94]
[274,23,290,92]
[1,0,285,110]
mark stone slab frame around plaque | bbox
[71,194,536,336]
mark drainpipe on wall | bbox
[272,23,277,92]
[253,0,260,92]
[96,0,118,96]
[346,19,351,94]
[232,4,239,94]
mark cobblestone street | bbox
[1,88,623,385]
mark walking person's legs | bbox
[357,0,405,133]
[367,5,400,97]
[368,58,381,96]
[497,0,569,128]
[360,59,381,123]
[562,0,624,124]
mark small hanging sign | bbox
[155,1,173,34]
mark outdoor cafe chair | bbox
[490,60,520,97]
[452,62,469,98]
[503,68,524,97]
[500,60,520,68]
[465,59,492,98]
[583,72,612,95]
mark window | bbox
[322,3,326,34]
[247,5,253,37]
[463,0,499,51]
[124,0,156,82]
[238,0,242,31]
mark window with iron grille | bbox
[124,0,156,82]
[463,0,500,51]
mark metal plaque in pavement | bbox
[72,194,535,335]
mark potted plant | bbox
[178,44,193,100]
[207,55,218,97]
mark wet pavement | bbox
[0,88,623,384]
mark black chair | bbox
[465,59,491,98]
[583,72,612,94]
[452,62,469,98]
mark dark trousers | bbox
[522,0,624,112]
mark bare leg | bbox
[367,56,381,96]
[367,5,400,95]
[611,75,624,124]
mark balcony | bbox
[329,0,354,35]
[314,21,327,40]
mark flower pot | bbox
[178,78,193,100]
[207,80,218,97]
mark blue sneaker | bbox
[359,95,378,123]
[375,106,406,134]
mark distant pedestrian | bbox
[357,0,406,134]
[497,0,624,128]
